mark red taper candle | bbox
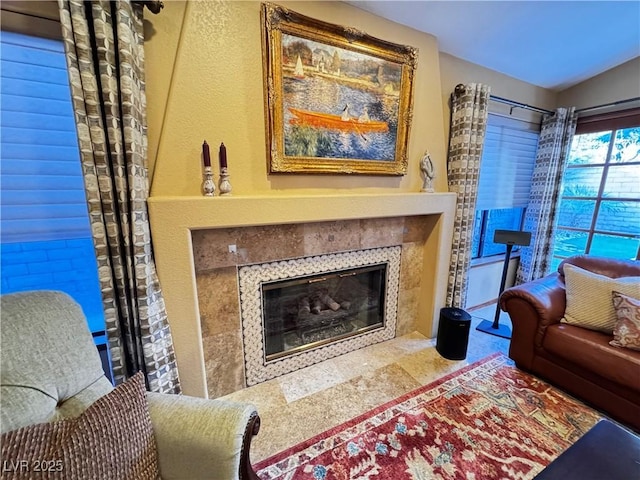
[219,142,227,169]
[202,140,211,167]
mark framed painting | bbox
[261,3,418,175]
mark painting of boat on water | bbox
[262,3,417,175]
[282,33,401,161]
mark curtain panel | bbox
[446,83,490,308]
[58,0,180,393]
[516,107,577,284]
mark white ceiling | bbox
[346,1,640,91]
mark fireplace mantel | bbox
[148,193,456,397]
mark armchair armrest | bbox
[499,272,567,369]
[146,392,260,480]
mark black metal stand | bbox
[476,243,513,339]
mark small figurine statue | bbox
[420,150,435,193]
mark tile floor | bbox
[223,303,513,464]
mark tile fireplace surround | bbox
[148,193,456,398]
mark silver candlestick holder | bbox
[218,167,232,196]
[202,166,215,196]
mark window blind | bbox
[476,113,540,211]
[0,31,90,243]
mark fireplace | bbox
[263,263,387,360]
[149,194,457,397]
[239,246,401,386]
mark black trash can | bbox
[436,307,471,360]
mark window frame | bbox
[1,1,61,40]
[472,207,527,260]
[552,108,640,266]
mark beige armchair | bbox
[0,290,261,480]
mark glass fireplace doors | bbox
[262,264,387,361]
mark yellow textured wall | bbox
[144,1,188,181]
[439,52,558,141]
[557,57,640,111]
[145,1,447,197]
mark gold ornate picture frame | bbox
[261,3,417,175]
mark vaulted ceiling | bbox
[347,1,640,91]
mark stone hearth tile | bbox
[360,337,399,358]
[347,362,422,411]
[360,217,405,249]
[250,379,371,462]
[359,332,430,362]
[196,267,241,337]
[237,224,304,264]
[330,332,432,378]
[302,220,361,256]
[192,228,243,272]
[403,215,429,243]
[397,286,420,336]
[221,378,286,412]
[277,358,348,403]
[203,331,245,398]
[400,242,424,290]
[396,346,463,385]
[386,330,434,353]
[330,341,395,379]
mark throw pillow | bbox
[610,291,640,351]
[0,372,160,480]
[561,263,640,334]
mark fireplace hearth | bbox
[239,246,401,386]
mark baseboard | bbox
[467,298,498,312]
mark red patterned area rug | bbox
[254,353,601,479]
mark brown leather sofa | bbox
[500,255,640,432]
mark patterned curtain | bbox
[446,84,491,308]
[58,0,180,393]
[516,107,577,284]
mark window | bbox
[472,113,540,259]
[1,27,109,376]
[551,109,640,271]
[472,207,526,258]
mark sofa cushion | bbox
[544,324,640,393]
[610,291,640,351]
[0,372,160,480]
[561,264,640,334]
